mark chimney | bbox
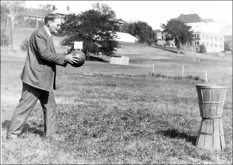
[67,6,70,11]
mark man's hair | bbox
[44,13,61,24]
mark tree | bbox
[1,2,10,46]
[1,1,25,50]
[60,9,119,56]
[161,19,194,54]
[120,21,130,33]
[126,21,155,45]
[224,41,231,52]
[92,2,116,19]
[199,44,206,53]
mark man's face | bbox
[48,18,61,34]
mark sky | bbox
[25,1,232,30]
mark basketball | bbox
[70,50,86,67]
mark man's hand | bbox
[65,54,79,64]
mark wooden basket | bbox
[195,84,227,150]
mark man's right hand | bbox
[65,54,79,64]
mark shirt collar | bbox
[44,25,52,37]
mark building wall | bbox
[183,22,224,53]
[184,32,224,52]
[155,32,176,48]
[199,32,224,52]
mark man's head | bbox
[44,13,61,34]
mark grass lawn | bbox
[1,27,232,164]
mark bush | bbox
[145,38,154,46]
[224,41,231,52]
[199,44,206,53]
[20,38,30,51]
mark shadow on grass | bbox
[158,128,197,145]
[151,45,184,54]
[2,120,44,137]
[86,55,109,63]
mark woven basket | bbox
[195,84,227,150]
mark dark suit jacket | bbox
[20,26,67,92]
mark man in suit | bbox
[6,13,79,140]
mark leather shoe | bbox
[6,133,26,140]
[45,134,65,142]
[6,134,18,140]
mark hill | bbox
[2,27,232,84]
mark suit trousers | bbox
[7,83,57,138]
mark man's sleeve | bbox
[32,33,67,66]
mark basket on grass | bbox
[195,84,227,150]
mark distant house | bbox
[19,6,76,21]
[115,32,138,43]
[19,6,76,27]
[156,14,225,53]
[176,14,224,53]
[154,30,176,48]
[20,8,51,20]
[51,6,78,18]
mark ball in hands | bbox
[70,50,86,67]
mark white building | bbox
[115,32,138,43]
[177,14,224,53]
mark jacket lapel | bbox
[42,26,56,53]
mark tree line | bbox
[3,1,229,55]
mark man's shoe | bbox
[6,134,18,140]
[45,134,65,142]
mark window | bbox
[202,42,205,45]
[206,35,209,40]
[215,44,218,47]
[195,42,199,45]
[210,36,213,40]
[196,34,200,38]
[219,38,223,42]
[206,42,209,46]
[202,34,205,38]
[210,43,213,47]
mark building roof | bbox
[202,19,214,23]
[20,8,51,18]
[52,9,78,15]
[115,32,138,43]
[177,14,203,23]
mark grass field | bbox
[1,27,232,164]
